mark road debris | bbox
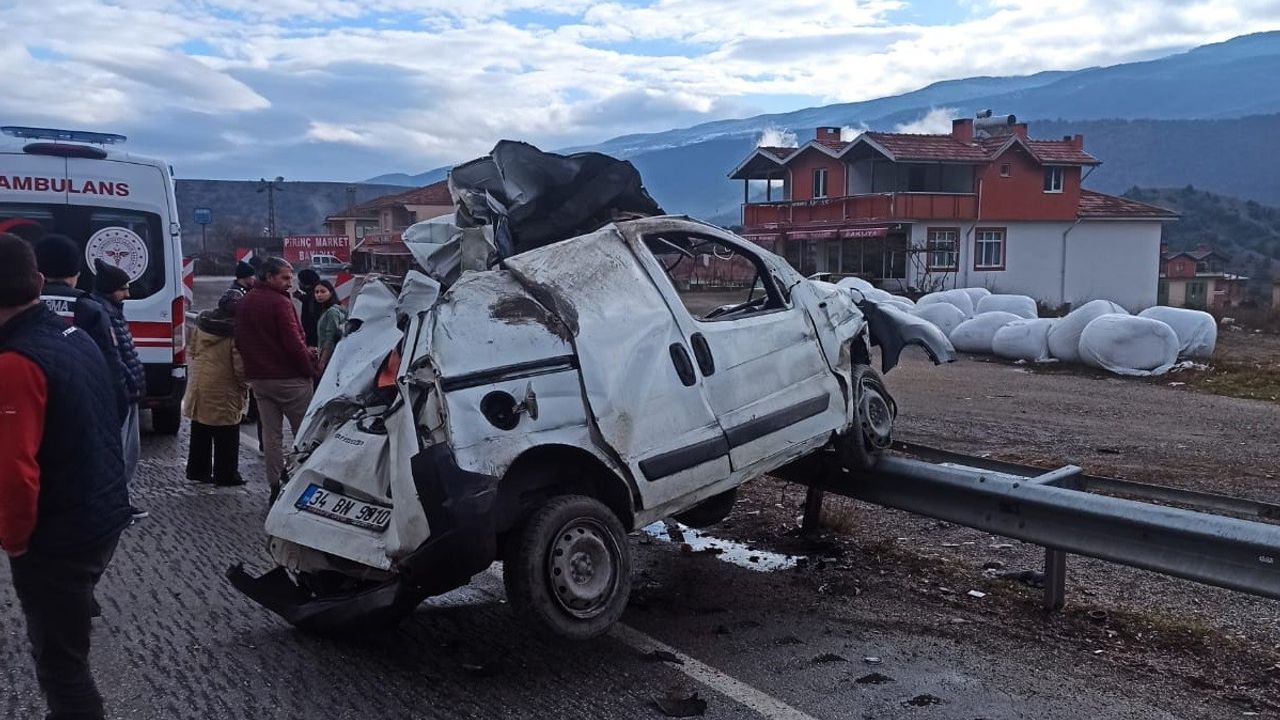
[863,656,883,665]
[967,590,987,599]
[904,693,943,707]
[654,686,708,717]
[646,649,684,665]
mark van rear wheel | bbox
[503,495,631,640]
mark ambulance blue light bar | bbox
[2,126,128,145]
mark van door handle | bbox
[669,343,697,387]
[690,333,715,376]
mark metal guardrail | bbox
[796,442,1280,609]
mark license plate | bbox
[295,484,392,532]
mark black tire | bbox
[839,365,896,471]
[503,495,631,640]
[151,405,182,435]
[673,487,738,528]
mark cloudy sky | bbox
[2,0,1277,181]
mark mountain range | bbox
[368,31,1280,224]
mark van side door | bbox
[501,229,733,514]
[630,228,846,476]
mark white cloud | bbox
[1,0,1278,180]
[892,107,957,134]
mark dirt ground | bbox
[721,339,1280,716]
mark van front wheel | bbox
[503,495,631,640]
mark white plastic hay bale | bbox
[917,289,976,318]
[836,276,875,293]
[992,318,1057,361]
[1078,314,1180,376]
[881,297,916,313]
[959,287,991,310]
[860,287,895,303]
[948,311,1022,354]
[1046,299,1129,363]
[912,302,968,337]
[976,294,1038,320]
[1137,306,1217,358]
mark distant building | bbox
[729,113,1178,311]
[1158,247,1247,309]
[324,180,452,274]
[1273,280,1280,309]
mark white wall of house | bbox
[906,219,1162,311]
[1061,221,1161,311]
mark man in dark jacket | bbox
[0,232,132,720]
[93,260,148,518]
[34,235,129,422]
[219,260,255,314]
[234,257,316,502]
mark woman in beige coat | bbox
[184,308,249,486]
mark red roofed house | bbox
[1158,246,1247,309]
[324,180,453,274]
[730,113,1178,311]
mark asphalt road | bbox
[1,416,1214,720]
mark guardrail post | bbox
[801,483,826,535]
[1043,548,1067,610]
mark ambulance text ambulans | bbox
[1,126,187,433]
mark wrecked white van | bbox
[230,145,952,639]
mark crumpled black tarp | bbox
[449,140,664,259]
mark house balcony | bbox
[742,192,978,229]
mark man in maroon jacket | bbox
[233,257,316,503]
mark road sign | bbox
[193,207,213,225]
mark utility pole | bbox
[257,176,285,239]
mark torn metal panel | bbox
[402,214,495,288]
[294,279,402,452]
[857,299,957,373]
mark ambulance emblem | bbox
[85,226,149,282]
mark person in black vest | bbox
[34,234,143,521]
[93,260,148,510]
[219,260,255,314]
[33,235,128,415]
[0,232,132,720]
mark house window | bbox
[1043,166,1064,193]
[813,168,828,199]
[1000,163,1011,177]
[974,227,1006,270]
[926,227,959,271]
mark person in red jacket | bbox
[0,232,132,720]
[232,257,316,503]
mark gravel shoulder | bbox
[719,345,1280,716]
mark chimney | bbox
[1072,133,1084,149]
[815,126,841,145]
[1012,123,1028,138]
[952,118,973,143]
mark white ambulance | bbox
[0,126,187,433]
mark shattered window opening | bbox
[643,232,786,322]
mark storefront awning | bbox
[840,226,890,239]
